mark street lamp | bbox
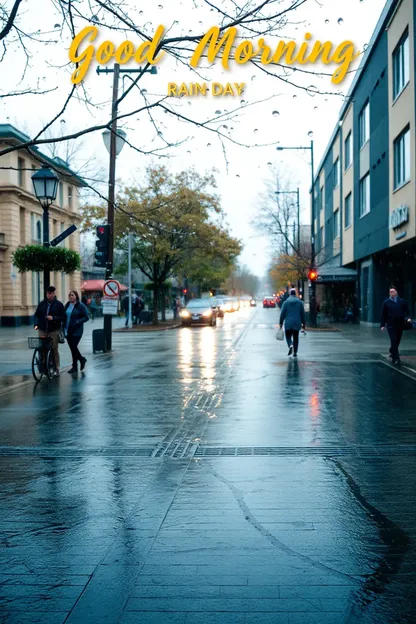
[102,128,127,156]
[276,140,316,327]
[31,164,59,292]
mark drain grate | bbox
[194,445,416,458]
[0,446,154,458]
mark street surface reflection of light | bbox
[200,327,216,392]
[309,392,321,419]
[178,326,193,376]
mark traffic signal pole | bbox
[309,140,317,328]
[104,64,120,352]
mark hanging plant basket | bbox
[12,245,81,274]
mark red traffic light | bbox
[183,288,188,295]
[97,226,106,235]
[308,269,318,281]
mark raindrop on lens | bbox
[267,162,272,166]
[251,75,256,81]
[272,110,279,116]
[308,131,313,137]
[363,43,368,51]
[207,143,211,147]
[325,19,329,24]
[54,23,60,28]
[158,4,163,8]
[337,17,343,24]
[236,174,240,177]
[307,85,317,96]
[215,109,221,114]
[293,94,297,99]
[139,10,143,15]
[254,129,258,133]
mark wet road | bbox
[1,306,416,623]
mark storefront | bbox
[316,261,358,323]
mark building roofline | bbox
[312,0,398,189]
[0,123,88,188]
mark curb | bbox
[114,324,181,333]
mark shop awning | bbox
[316,259,357,283]
[80,280,128,292]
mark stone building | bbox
[0,124,87,326]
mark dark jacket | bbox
[64,301,89,337]
[34,297,66,333]
[381,297,409,328]
[279,295,306,331]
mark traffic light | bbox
[308,269,318,281]
[94,224,110,268]
[182,288,188,295]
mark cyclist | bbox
[34,286,66,377]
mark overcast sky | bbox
[2,0,386,277]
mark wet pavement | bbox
[1,307,416,623]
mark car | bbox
[213,298,225,318]
[250,298,257,307]
[263,297,276,308]
[180,298,217,326]
[222,297,235,313]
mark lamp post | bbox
[31,164,59,293]
[276,141,316,326]
[99,62,157,350]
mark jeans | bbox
[388,325,403,361]
[285,329,300,354]
[67,333,84,367]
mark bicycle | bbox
[28,336,56,382]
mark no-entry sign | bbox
[103,280,120,298]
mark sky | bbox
[1,0,387,277]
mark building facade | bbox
[0,124,86,326]
[312,0,416,325]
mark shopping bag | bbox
[275,327,284,341]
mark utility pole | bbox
[102,63,120,352]
[128,232,133,329]
[309,140,317,327]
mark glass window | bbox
[393,31,409,100]
[345,193,352,228]
[320,226,324,251]
[394,126,410,189]
[359,102,369,148]
[333,210,340,239]
[18,157,25,187]
[359,173,370,217]
[68,186,73,208]
[36,219,42,243]
[333,158,340,188]
[344,132,352,169]
[320,186,324,211]
[59,182,64,206]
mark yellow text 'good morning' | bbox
[69,25,360,85]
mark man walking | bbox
[34,286,66,376]
[279,288,306,358]
[381,287,412,365]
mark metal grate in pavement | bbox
[194,445,416,458]
[0,446,154,458]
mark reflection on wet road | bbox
[1,306,416,623]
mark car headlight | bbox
[180,310,190,317]
[202,310,212,317]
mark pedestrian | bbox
[279,288,306,358]
[135,294,145,324]
[380,286,412,365]
[172,295,178,319]
[34,285,66,377]
[64,291,89,373]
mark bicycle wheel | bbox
[32,349,44,382]
[46,349,56,380]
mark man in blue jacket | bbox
[279,288,306,357]
[381,287,412,365]
[34,286,66,376]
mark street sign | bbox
[103,280,120,298]
[50,224,77,247]
[102,298,118,315]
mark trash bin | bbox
[92,329,106,353]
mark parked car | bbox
[180,298,217,326]
[263,296,276,309]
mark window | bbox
[59,182,64,206]
[359,102,370,148]
[36,219,42,243]
[393,31,409,100]
[344,132,352,169]
[320,186,324,212]
[345,193,352,228]
[359,173,370,217]
[18,157,25,187]
[320,226,324,251]
[333,210,340,239]
[333,158,340,188]
[20,208,25,244]
[68,186,73,209]
[394,126,410,189]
